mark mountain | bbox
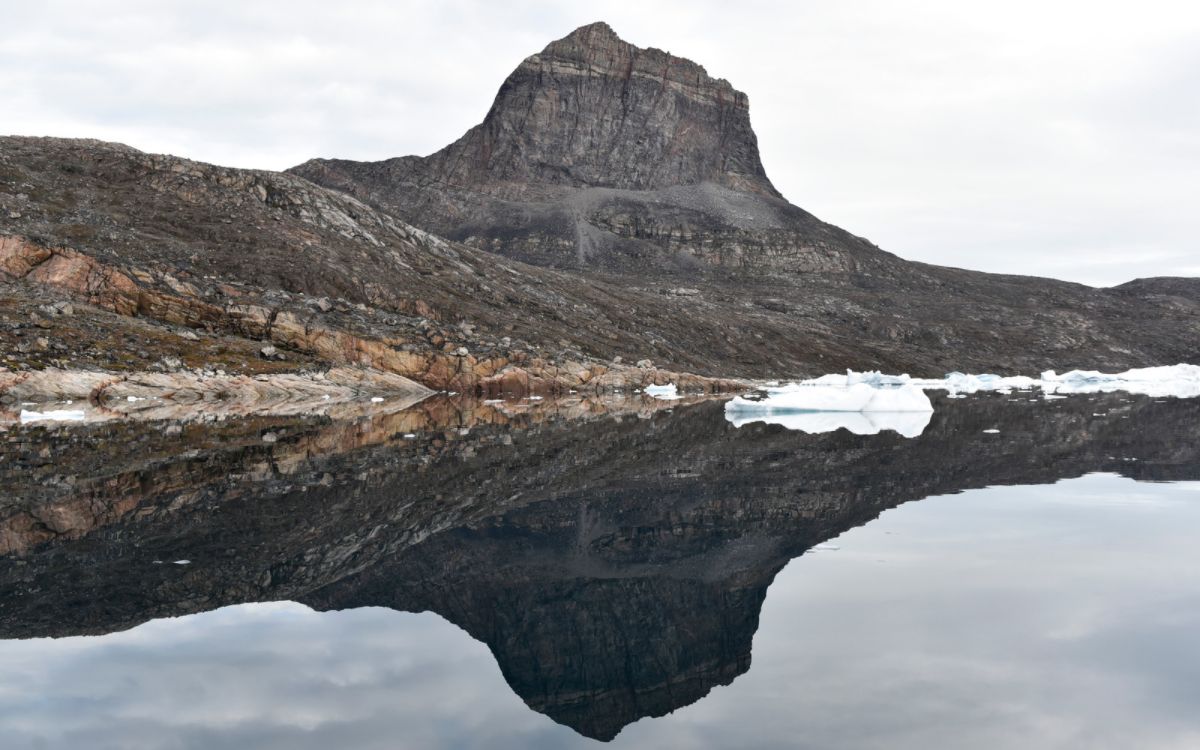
[291,21,891,276]
[0,22,1197,398]
[287,21,1198,370]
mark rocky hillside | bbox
[0,136,745,397]
[1,23,1196,389]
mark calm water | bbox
[1,392,1198,748]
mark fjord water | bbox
[1,393,1198,748]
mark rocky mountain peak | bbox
[536,21,729,97]
[416,21,780,197]
[554,20,620,45]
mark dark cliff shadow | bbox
[1,392,1199,740]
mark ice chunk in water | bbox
[725,382,933,437]
[644,383,680,400]
[728,382,933,414]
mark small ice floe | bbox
[527,395,544,401]
[370,396,384,403]
[644,383,680,400]
[726,381,933,437]
[403,433,417,439]
[982,428,1000,434]
[1040,364,1200,398]
[20,409,86,424]
[322,394,331,400]
[126,395,145,402]
[483,399,504,404]
[735,382,933,412]
[811,543,841,552]
[173,560,191,565]
[938,372,1040,394]
[792,366,1200,400]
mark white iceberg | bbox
[780,365,1200,399]
[728,382,934,414]
[1040,364,1200,398]
[725,382,934,437]
[644,383,681,400]
[724,363,1199,438]
[937,372,1039,394]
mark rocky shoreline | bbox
[0,233,747,404]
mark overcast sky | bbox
[3,1,1197,285]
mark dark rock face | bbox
[3,394,1200,739]
[423,21,779,198]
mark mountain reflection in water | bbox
[1,392,1198,747]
